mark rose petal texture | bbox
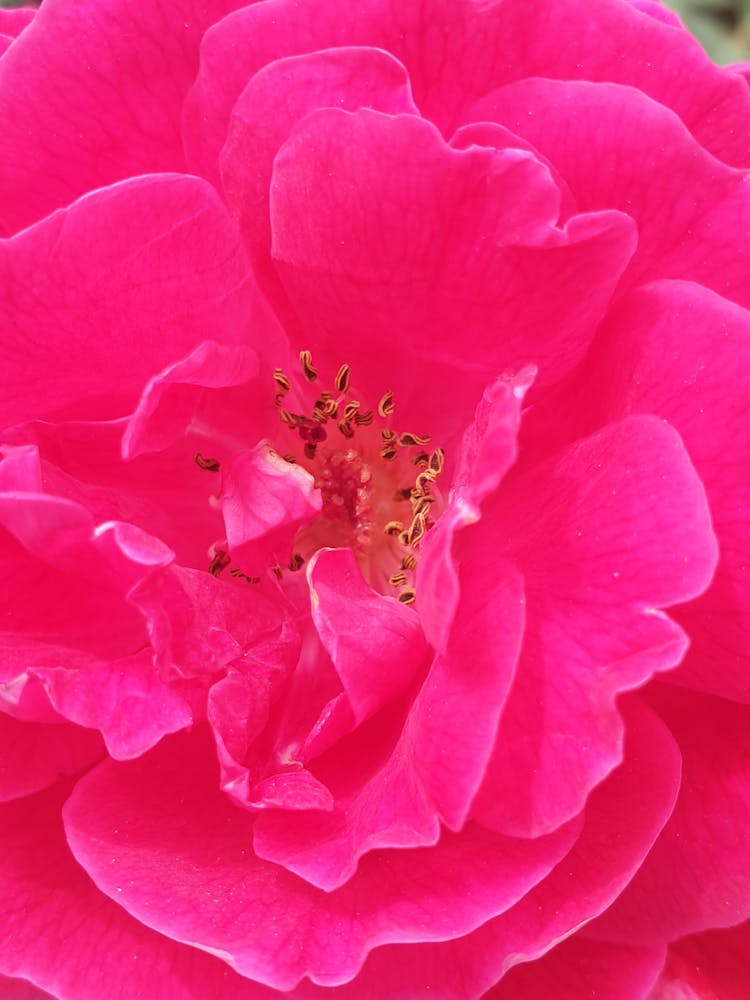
[3,0,750,997]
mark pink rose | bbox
[1,0,749,996]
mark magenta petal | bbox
[0,175,252,427]
[0,784,282,1000]
[485,935,665,1000]
[309,548,427,724]
[221,444,322,565]
[298,694,681,1000]
[221,45,418,283]
[592,687,750,943]
[269,107,635,436]
[122,340,262,461]
[651,921,750,1000]
[418,369,531,651]
[0,0,242,233]
[590,280,750,704]
[473,415,717,837]
[0,714,103,802]
[63,729,579,990]
[468,78,750,309]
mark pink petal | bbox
[591,687,750,943]
[465,78,750,309]
[472,415,717,837]
[228,695,683,1000]
[122,340,263,461]
[269,106,634,438]
[309,548,427,724]
[418,369,531,651]
[185,0,750,187]
[0,783,282,1000]
[63,728,579,990]
[485,935,665,1000]
[221,444,322,569]
[650,921,750,1000]
[0,0,243,233]
[0,175,252,427]
[3,417,227,571]
[585,280,750,704]
[0,714,103,802]
[0,975,54,1000]
[221,45,418,291]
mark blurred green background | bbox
[664,0,750,62]
[0,0,749,65]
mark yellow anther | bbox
[398,432,431,447]
[384,520,404,536]
[273,369,291,393]
[398,589,416,605]
[378,390,395,417]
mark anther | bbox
[230,568,260,584]
[389,571,407,587]
[334,364,351,393]
[381,428,397,443]
[378,391,395,418]
[406,512,428,547]
[209,550,231,577]
[271,565,283,580]
[354,409,373,426]
[415,470,437,494]
[283,454,297,464]
[384,520,404,536]
[412,495,435,517]
[399,432,431,448]
[401,554,418,572]
[398,589,416,605]
[300,350,318,382]
[278,408,299,428]
[411,451,430,468]
[195,453,221,473]
[337,419,355,439]
[273,369,291,393]
[342,400,360,421]
[429,448,445,474]
[381,446,398,461]
[394,487,413,502]
[289,553,305,571]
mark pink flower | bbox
[1,0,749,996]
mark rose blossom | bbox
[1,0,749,996]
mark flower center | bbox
[271,353,444,603]
[196,352,443,603]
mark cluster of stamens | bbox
[195,351,444,605]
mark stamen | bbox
[342,400,360,421]
[411,450,430,468]
[429,447,445,474]
[230,567,260,584]
[389,571,407,587]
[300,350,318,382]
[337,419,355,439]
[381,445,398,461]
[289,553,305,571]
[401,554,418,572]
[195,453,221,473]
[398,589,416,605]
[384,520,404,536]
[354,409,373,426]
[274,369,292,393]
